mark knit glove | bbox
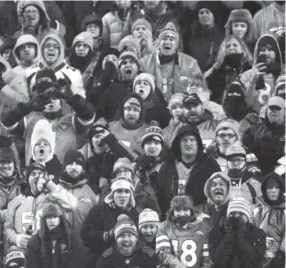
[232,217,246,237]
[103,229,114,243]
[135,155,156,178]
[30,93,51,111]
[15,234,31,248]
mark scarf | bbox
[158,53,178,65]
[61,171,87,186]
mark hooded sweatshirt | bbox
[241,33,283,113]
[254,172,285,264]
[25,33,86,99]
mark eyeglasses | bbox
[217,133,236,139]
[43,44,60,50]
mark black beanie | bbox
[196,1,217,16]
[26,163,46,178]
[63,150,86,169]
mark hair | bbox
[215,35,253,69]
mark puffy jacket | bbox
[140,51,202,102]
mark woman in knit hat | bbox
[133,73,170,128]
[225,9,255,52]
[118,35,141,59]
[96,214,159,268]
[81,176,138,267]
[25,200,72,268]
[209,197,266,268]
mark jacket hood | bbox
[171,124,203,160]
[40,33,65,69]
[253,33,283,68]
[261,172,285,206]
[13,34,40,66]
[204,172,231,206]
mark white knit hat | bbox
[72,31,94,51]
[113,158,133,173]
[138,208,160,230]
[215,118,240,138]
[167,93,185,111]
[30,119,56,163]
[227,197,252,222]
[133,73,155,93]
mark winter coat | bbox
[155,125,221,217]
[240,33,283,113]
[209,222,266,268]
[4,184,77,251]
[254,173,285,267]
[60,178,98,268]
[185,22,224,72]
[81,202,138,267]
[140,51,202,102]
[242,117,285,175]
[253,3,285,40]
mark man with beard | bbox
[209,197,266,268]
[242,96,285,175]
[226,143,261,206]
[1,68,95,165]
[96,51,140,121]
[109,93,148,156]
[156,195,213,268]
[4,163,77,252]
[59,150,98,268]
[197,172,231,227]
[206,119,240,172]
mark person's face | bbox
[113,188,131,208]
[225,38,242,55]
[45,216,60,231]
[228,211,248,223]
[102,54,118,70]
[116,0,131,9]
[0,161,15,177]
[42,39,60,66]
[33,139,51,163]
[133,25,149,41]
[18,43,37,61]
[119,59,139,81]
[23,5,40,27]
[266,179,281,201]
[65,161,83,178]
[140,224,157,243]
[173,208,191,218]
[171,103,183,119]
[2,48,13,62]
[267,106,285,125]
[91,133,109,155]
[180,135,198,157]
[74,42,90,57]
[227,156,246,170]
[232,22,248,39]
[259,44,277,65]
[144,139,162,157]
[86,23,100,37]
[134,80,151,100]
[217,129,237,149]
[123,104,141,124]
[117,232,137,256]
[28,169,44,193]
[144,0,161,9]
[183,103,204,123]
[43,99,61,113]
[209,178,229,204]
[159,34,177,56]
[198,9,214,28]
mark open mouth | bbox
[38,149,45,156]
[163,45,171,51]
[124,68,132,75]
[214,189,224,196]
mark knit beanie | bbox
[118,35,141,58]
[133,73,155,93]
[26,163,46,178]
[0,36,16,54]
[63,150,86,169]
[226,143,246,159]
[104,176,135,207]
[196,1,216,16]
[158,22,179,45]
[118,51,140,69]
[33,68,57,94]
[167,93,185,111]
[35,68,57,83]
[5,251,25,268]
[113,158,133,173]
[215,118,240,138]
[81,13,103,34]
[141,121,164,147]
[114,214,138,240]
[227,197,252,221]
[138,208,160,230]
[42,201,64,218]
[131,18,152,33]
[72,31,94,51]
[30,119,56,162]
[275,73,285,97]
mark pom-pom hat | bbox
[114,214,138,240]
[138,208,160,230]
[141,121,164,147]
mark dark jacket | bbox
[209,222,266,268]
[242,118,285,175]
[80,202,138,267]
[155,124,221,217]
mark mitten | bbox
[103,229,114,243]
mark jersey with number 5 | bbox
[156,220,212,268]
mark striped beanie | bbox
[227,197,252,221]
[138,208,160,230]
[114,214,138,240]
